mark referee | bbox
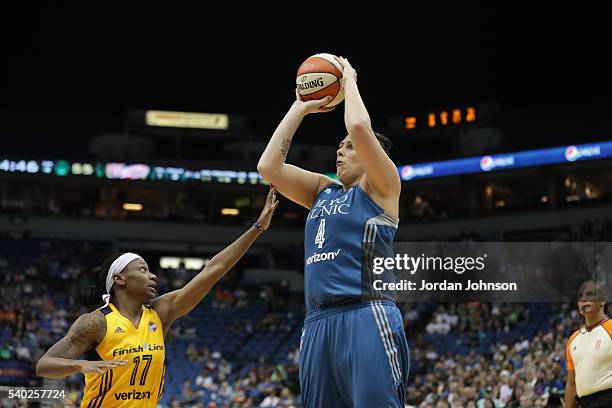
[564,280,612,408]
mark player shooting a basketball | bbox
[35,187,278,408]
[258,55,410,407]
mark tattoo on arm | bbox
[280,138,291,158]
[46,334,92,359]
[46,312,105,359]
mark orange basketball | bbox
[296,53,344,107]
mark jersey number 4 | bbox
[130,354,153,386]
[315,219,326,249]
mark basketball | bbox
[296,53,344,107]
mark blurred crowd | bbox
[399,302,598,407]
[1,218,611,407]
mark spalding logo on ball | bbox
[296,53,344,107]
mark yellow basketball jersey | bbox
[81,303,166,408]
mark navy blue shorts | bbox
[299,300,410,408]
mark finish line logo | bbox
[565,145,601,162]
[401,165,434,181]
[480,155,514,172]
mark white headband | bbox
[100,252,143,308]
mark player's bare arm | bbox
[36,311,127,378]
[258,92,336,209]
[335,56,400,219]
[151,187,279,328]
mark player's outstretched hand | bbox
[293,90,335,115]
[256,186,280,231]
[78,359,128,375]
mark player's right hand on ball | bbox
[78,359,128,375]
[293,90,334,115]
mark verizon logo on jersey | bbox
[114,390,152,400]
[306,250,341,265]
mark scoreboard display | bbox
[0,159,265,185]
[404,106,477,132]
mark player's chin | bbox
[144,286,158,299]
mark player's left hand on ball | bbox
[335,56,357,82]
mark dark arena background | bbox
[1,4,611,408]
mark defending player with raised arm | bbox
[36,187,278,407]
